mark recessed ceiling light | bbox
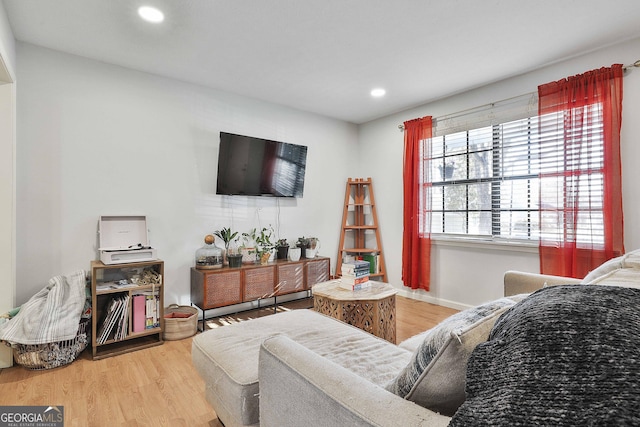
[138,6,164,23]
[371,88,386,98]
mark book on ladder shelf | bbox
[336,178,387,283]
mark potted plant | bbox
[214,227,238,265]
[226,248,243,268]
[297,236,310,259]
[215,227,242,268]
[276,239,289,260]
[306,237,321,258]
[439,162,455,180]
[241,228,259,264]
[255,226,275,265]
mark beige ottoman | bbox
[191,309,411,427]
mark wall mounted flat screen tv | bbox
[216,132,308,198]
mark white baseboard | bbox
[396,288,473,311]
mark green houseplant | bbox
[214,227,238,253]
[255,226,275,265]
[215,227,241,268]
[241,228,259,264]
[297,236,310,259]
[276,238,289,260]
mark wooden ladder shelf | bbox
[336,178,387,282]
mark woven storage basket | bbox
[163,304,198,340]
[12,317,90,370]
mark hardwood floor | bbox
[395,296,459,343]
[0,296,458,427]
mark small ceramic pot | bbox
[289,247,301,262]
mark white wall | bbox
[0,82,15,368]
[360,36,640,309]
[15,37,640,311]
[0,1,16,368]
[15,42,359,305]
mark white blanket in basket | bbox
[0,270,86,345]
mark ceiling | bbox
[4,0,640,124]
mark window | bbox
[423,104,605,244]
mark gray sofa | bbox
[258,334,450,427]
[191,309,453,427]
[502,270,581,295]
[504,248,640,294]
[192,289,523,426]
[192,253,640,426]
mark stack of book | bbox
[340,260,371,290]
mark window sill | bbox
[430,235,538,254]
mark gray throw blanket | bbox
[0,270,86,345]
[450,285,640,426]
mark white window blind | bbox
[423,93,605,244]
[432,93,538,136]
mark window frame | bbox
[423,106,606,246]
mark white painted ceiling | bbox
[4,0,640,124]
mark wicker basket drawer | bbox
[276,263,304,295]
[190,269,242,309]
[305,258,330,289]
[243,266,275,301]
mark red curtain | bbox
[402,116,433,290]
[538,64,624,278]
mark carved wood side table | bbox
[312,280,397,343]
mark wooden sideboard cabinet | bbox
[190,257,330,313]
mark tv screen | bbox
[216,132,308,198]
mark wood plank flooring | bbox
[0,296,458,427]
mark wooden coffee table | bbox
[312,280,397,343]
